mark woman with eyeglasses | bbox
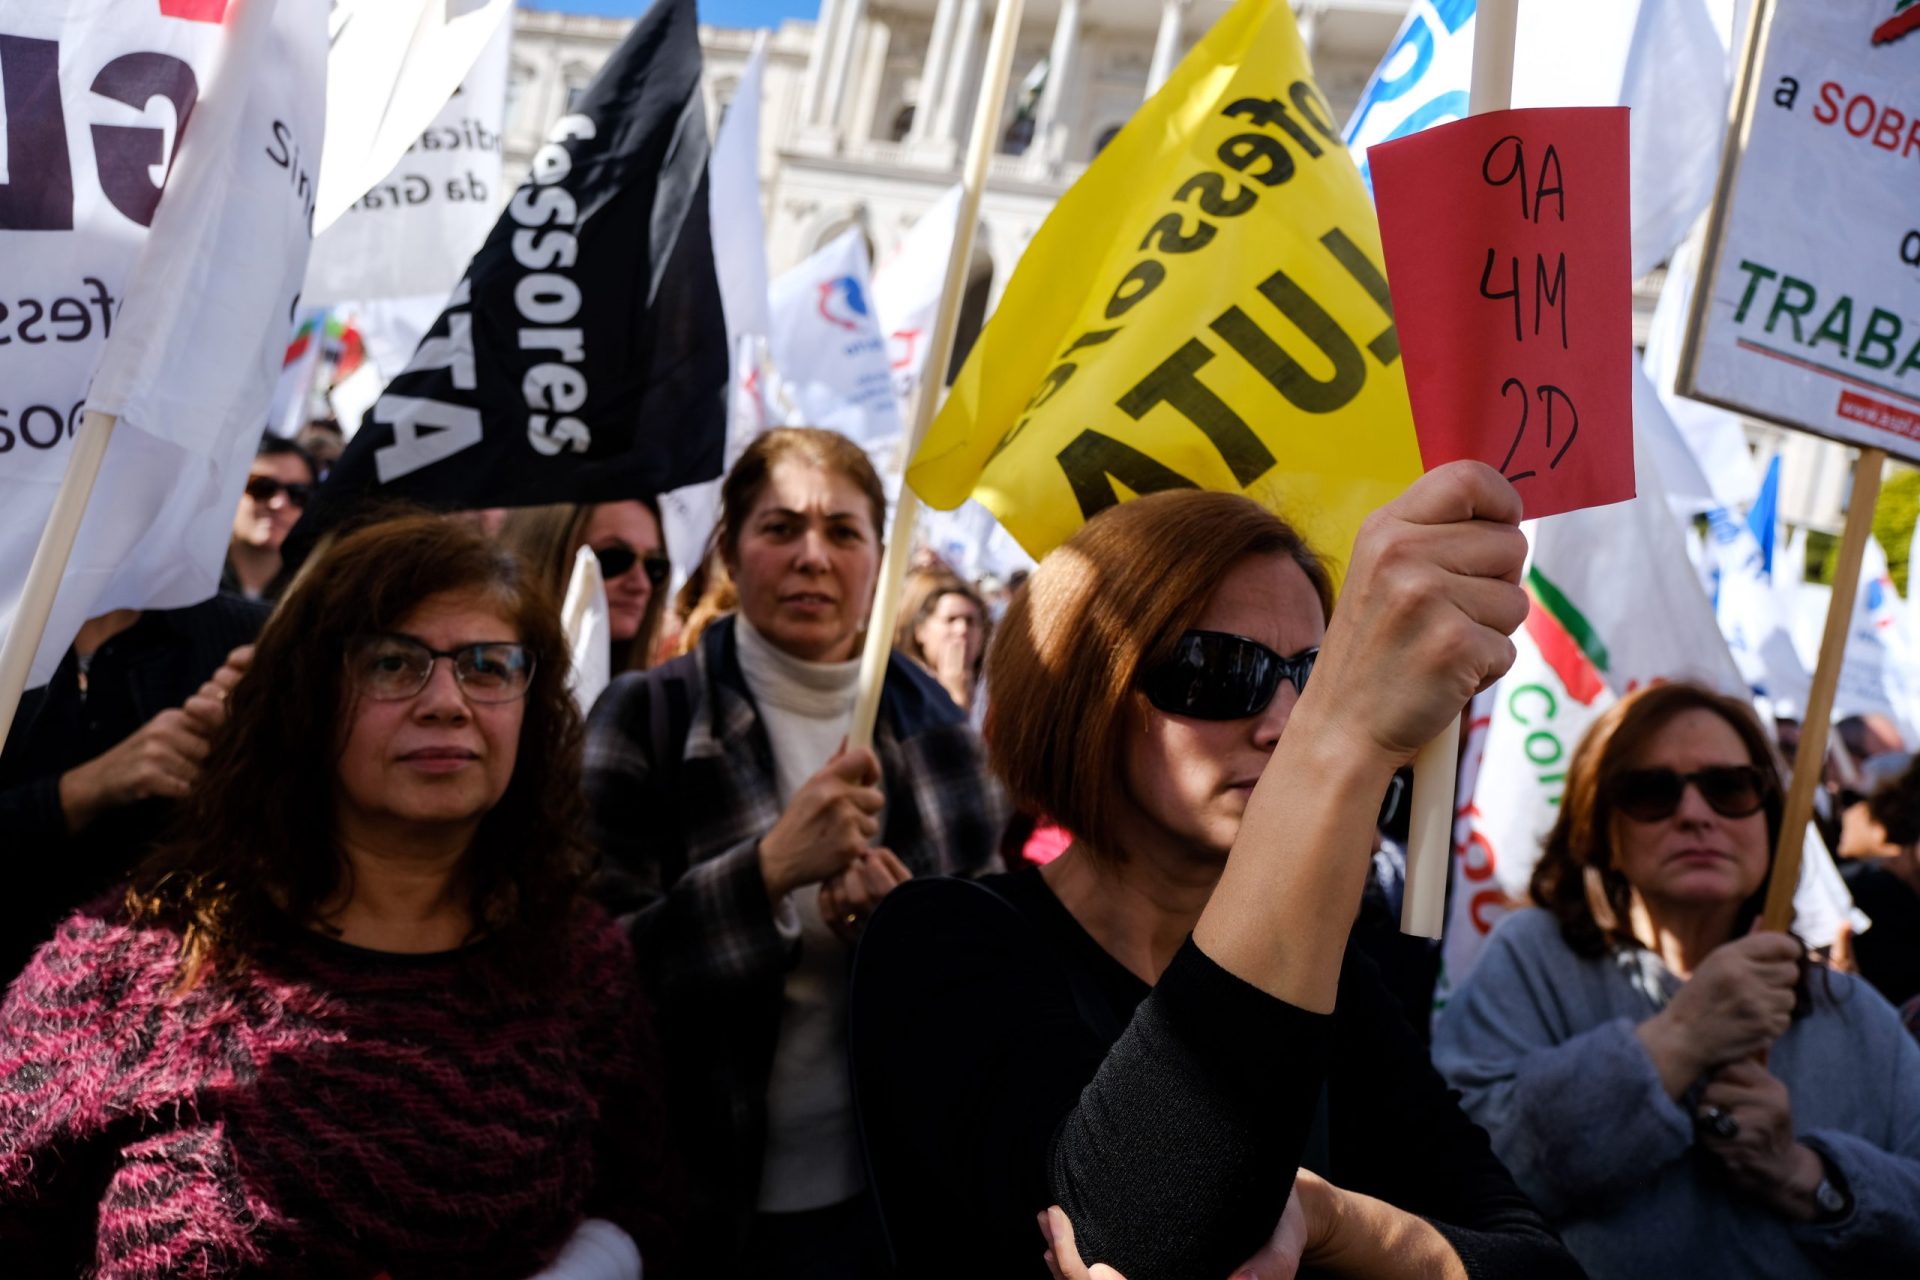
[223,435,316,602]
[849,474,1581,1280]
[583,427,1003,1278]
[0,515,677,1279]
[501,499,672,674]
[1433,682,1920,1280]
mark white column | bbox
[846,18,892,143]
[800,0,845,125]
[1030,0,1081,163]
[1146,0,1188,98]
[821,0,869,133]
[1294,0,1324,61]
[931,0,984,144]
[909,0,961,144]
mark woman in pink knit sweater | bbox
[0,515,677,1279]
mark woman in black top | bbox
[850,470,1583,1280]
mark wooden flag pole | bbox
[0,410,120,754]
[1400,0,1520,938]
[1761,448,1885,931]
[847,0,1026,752]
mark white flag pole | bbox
[0,411,119,752]
[1399,0,1519,939]
[847,0,1026,752]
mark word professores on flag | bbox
[906,0,1421,574]
[296,0,728,543]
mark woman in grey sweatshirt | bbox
[1434,683,1920,1280]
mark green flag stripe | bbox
[1526,566,1610,673]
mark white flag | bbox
[0,0,328,685]
[303,11,510,305]
[871,184,963,412]
[1705,506,1812,715]
[560,545,611,717]
[1342,0,1476,189]
[1833,534,1920,744]
[312,0,513,233]
[660,36,772,583]
[769,228,904,456]
[1642,237,1759,513]
[1443,415,1857,990]
[1513,0,1730,276]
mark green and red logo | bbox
[1521,567,1608,706]
[1875,0,1920,47]
[159,0,230,22]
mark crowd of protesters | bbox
[1,425,1917,1280]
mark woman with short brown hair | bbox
[1434,682,1920,1279]
[851,471,1580,1279]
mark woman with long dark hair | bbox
[501,498,672,674]
[0,515,676,1279]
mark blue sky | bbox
[522,0,817,26]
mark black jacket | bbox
[0,594,268,977]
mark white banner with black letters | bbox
[0,0,328,683]
[303,13,510,306]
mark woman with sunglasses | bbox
[850,476,1580,1280]
[223,435,316,603]
[583,427,1003,1278]
[502,499,672,674]
[0,515,677,1279]
[1433,682,1920,1280]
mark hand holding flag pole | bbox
[846,0,1027,753]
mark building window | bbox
[1002,115,1035,155]
[1092,124,1123,157]
[890,104,916,141]
[505,62,535,130]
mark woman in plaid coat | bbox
[583,429,1005,1279]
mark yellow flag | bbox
[906,0,1421,582]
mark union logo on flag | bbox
[159,0,230,22]
[1874,0,1920,46]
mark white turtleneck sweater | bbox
[733,615,869,1214]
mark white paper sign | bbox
[1682,0,1920,458]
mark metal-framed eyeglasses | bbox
[347,634,536,704]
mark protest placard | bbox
[1371,107,1635,519]
[1675,0,1920,929]
[1679,0,1920,456]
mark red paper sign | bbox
[1370,107,1635,518]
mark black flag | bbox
[294,0,726,551]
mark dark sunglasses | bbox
[1140,631,1318,721]
[244,474,311,507]
[593,543,671,586]
[1611,765,1771,823]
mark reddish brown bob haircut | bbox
[1529,681,1786,958]
[984,490,1333,862]
[129,513,589,986]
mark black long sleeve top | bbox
[849,868,1585,1280]
[0,595,267,979]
